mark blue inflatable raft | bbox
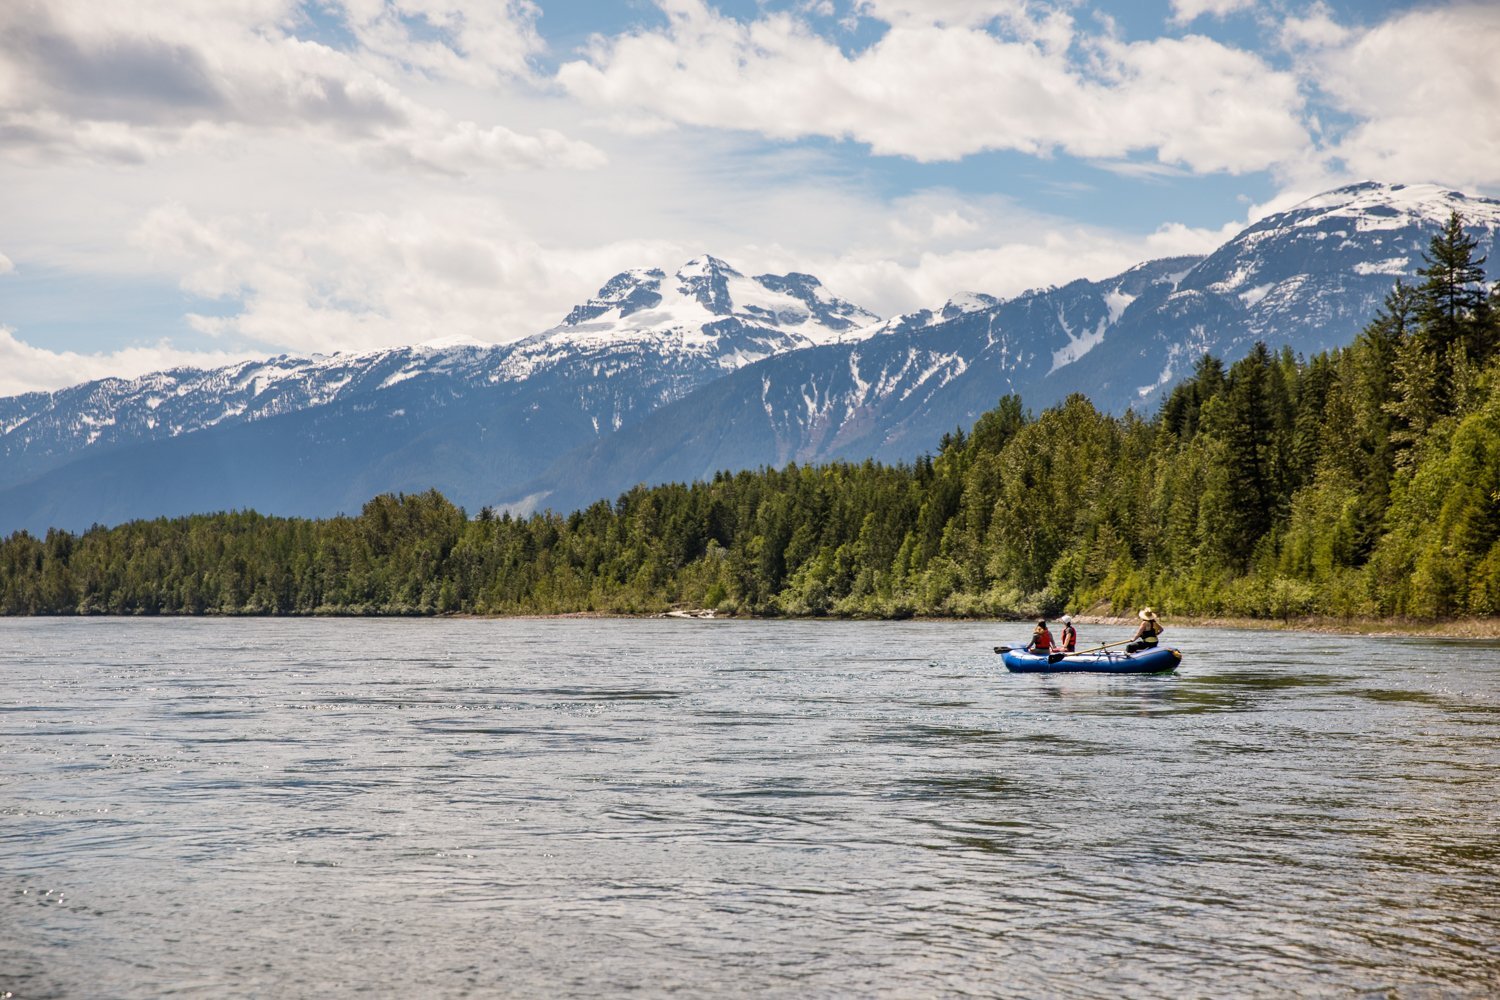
[996,646,1181,673]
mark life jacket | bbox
[1032,627,1054,651]
[1061,623,1076,651]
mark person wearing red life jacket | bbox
[1027,619,1055,654]
[1058,614,1077,653]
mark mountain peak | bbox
[1278,181,1500,229]
[676,255,740,315]
[537,255,879,358]
[415,334,493,352]
[941,291,1001,319]
[563,267,666,326]
[676,254,740,279]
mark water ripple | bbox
[1,617,1498,997]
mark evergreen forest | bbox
[4,214,1500,621]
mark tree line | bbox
[3,213,1498,620]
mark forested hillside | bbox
[4,214,1498,621]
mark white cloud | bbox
[883,192,986,244]
[0,0,599,174]
[128,201,687,355]
[557,0,1309,173]
[1310,4,1500,194]
[0,251,12,274]
[85,164,1251,366]
[0,188,1248,395]
[365,121,605,174]
[1169,0,1256,25]
[333,0,544,85]
[0,325,254,396]
[1279,2,1350,50]
[806,215,1241,319]
[11,0,1497,404]
[853,1,1030,29]
[1092,159,1191,181]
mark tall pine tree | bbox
[1416,210,1490,367]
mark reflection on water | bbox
[2,618,1498,998]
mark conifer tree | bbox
[1161,353,1225,439]
[1416,211,1490,365]
[1385,335,1441,463]
[1209,343,1278,563]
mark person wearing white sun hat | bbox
[1125,607,1162,654]
[1058,614,1077,653]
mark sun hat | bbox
[1060,614,1073,624]
[1138,607,1158,621]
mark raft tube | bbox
[998,646,1181,673]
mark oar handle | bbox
[1069,638,1133,655]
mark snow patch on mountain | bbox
[379,369,422,390]
[848,353,871,401]
[1238,283,1274,307]
[1354,257,1411,276]
[1104,288,1136,324]
[1050,316,1109,374]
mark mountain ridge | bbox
[4,181,1499,533]
[0,257,881,497]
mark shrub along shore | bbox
[1067,613,1500,639]
[519,611,1500,639]
[3,214,1500,627]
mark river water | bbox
[2,618,1498,997]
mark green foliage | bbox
[6,225,1500,623]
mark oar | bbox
[1068,638,1133,656]
[992,644,1069,663]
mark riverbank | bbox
[526,608,1500,639]
[7,608,1499,639]
[1070,614,1500,639]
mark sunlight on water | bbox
[2,618,1498,997]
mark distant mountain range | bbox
[3,182,1499,533]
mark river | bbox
[2,618,1497,997]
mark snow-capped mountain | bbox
[1053,182,1500,410]
[0,257,880,499]
[550,256,875,349]
[0,342,497,492]
[489,256,878,388]
[501,257,1201,513]
[2,182,1498,532]
[506,183,1500,513]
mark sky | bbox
[2,0,1498,395]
